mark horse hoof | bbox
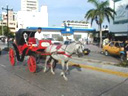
[51,71,55,75]
[64,77,68,81]
[43,69,46,73]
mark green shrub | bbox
[119,61,128,67]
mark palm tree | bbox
[85,0,116,47]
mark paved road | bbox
[0,53,128,96]
[79,52,120,64]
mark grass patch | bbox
[117,61,128,67]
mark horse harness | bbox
[49,44,72,58]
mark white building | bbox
[109,0,128,37]
[62,21,91,28]
[21,0,38,12]
[17,5,48,30]
[61,21,94,41]
[0,11,17,33]
[27,26,95,41]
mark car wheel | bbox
[104,51,109,56]
[120,54,126,62]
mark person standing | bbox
[124,40,128,60]
[103,37,109,47]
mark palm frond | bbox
[105,13,110,23]
[101,1,109,8]
[85,9,95,18]
[85,0,116,26]
[105,7,116,15]
[104,8,116,20]
[88,0,99,8]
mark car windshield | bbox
[47,38,53,40]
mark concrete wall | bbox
[41,30,89,41]
[109,0,128,34]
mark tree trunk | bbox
[99,24,102,48]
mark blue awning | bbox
[72,28,95,32]
[27,27,65,31]
[61,31,74,34]
[27,27,95,33]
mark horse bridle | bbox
[61,42,83,55]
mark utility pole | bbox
[0,14,3,35]
[125,5,128,39]
[2,5,13,48]
[2,19,3,35]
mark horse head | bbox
[74,41,85,57]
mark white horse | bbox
[44,41,84,80]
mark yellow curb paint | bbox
[69,62,128,78]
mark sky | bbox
[0,0,108,29]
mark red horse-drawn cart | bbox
[9,29,56,73]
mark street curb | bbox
[72,57,118,65]
[69,62,128,78]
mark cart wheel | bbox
[9,47,17,66]
[27,56,37,73]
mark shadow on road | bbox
[55,63,82,73]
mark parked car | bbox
[47,38,62,45]
[103,41,124,56]
[0,36,6,42]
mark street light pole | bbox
[2,20,3,35]
[125,5,128,39]
[2,5,13,48]
[0,14,3,35]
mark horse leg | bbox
[60,60,68,81]
[44,56,50,73]
[65,61,69,75]
[50,59,55,75]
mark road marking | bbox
[69,62,128,78]
[0,64,6,68]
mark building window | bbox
[74,35,81,41]
[52,34,60,40]
[43,34,50,38]
[66,28,70,32]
